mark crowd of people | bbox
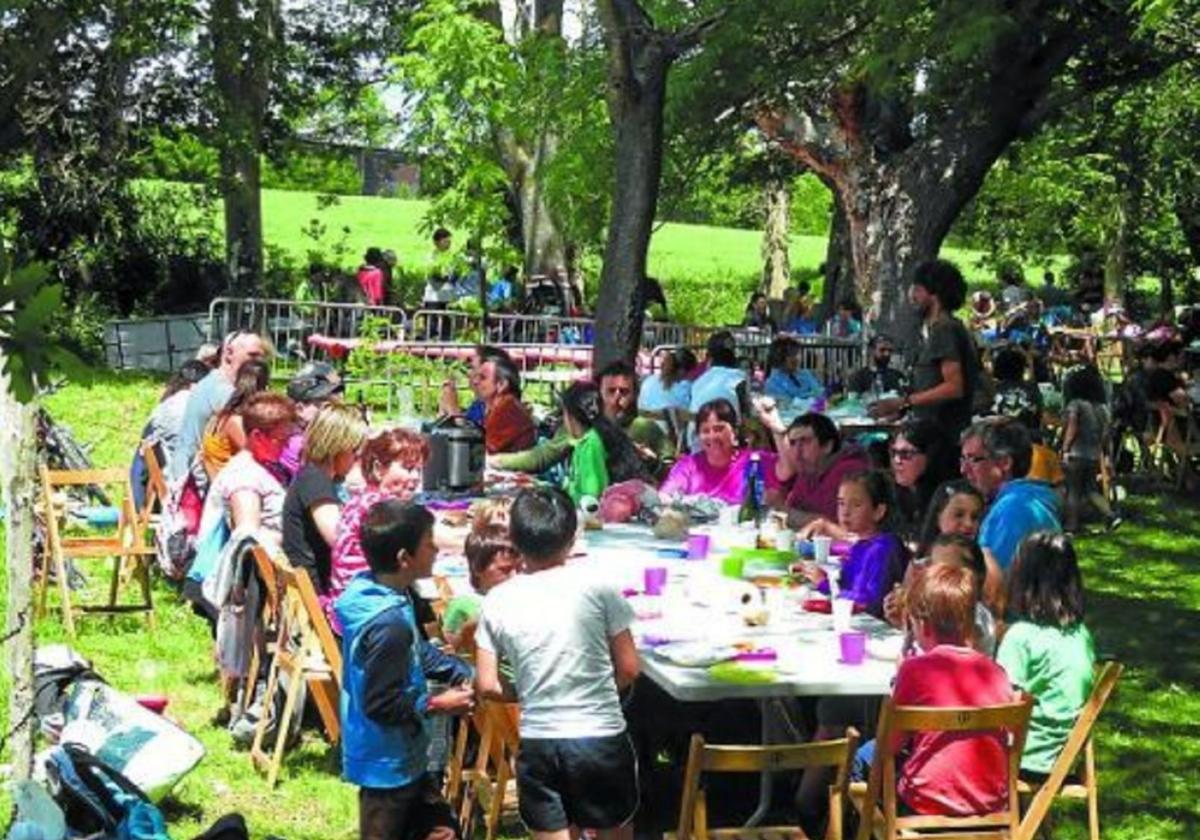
[130,253,1197,840]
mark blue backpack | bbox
[45,744,169,840]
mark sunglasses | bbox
[890,447,922,461]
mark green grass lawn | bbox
[170,184,1021,326]
[5,371,1197,839]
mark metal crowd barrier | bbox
[208,297,409,377]
[357,341,594,417]
[104,312,210,372]
[644,333,867,387]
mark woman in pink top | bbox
[326,428,429,626]
[659,399,778,505]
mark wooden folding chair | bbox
[237,546,286,726]
[668,730,861,840]
[249,555,342,786]
[1018,662,1124,840]
[37,466,156,638]
[138,441,169,531]
[459,700,521,840]
[445,703,488,817]
[850,695,1033,840]
[1148,404,1199,489]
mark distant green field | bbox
[166,184,1038,326]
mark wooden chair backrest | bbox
[292,564,343,679]
[679,730,860,840]
[1017,662,1123,839]
[139,441,169,528]
[857,695,1033,840]
[468,699,521,840]
[251,546,284,626]
[40,466,147,554]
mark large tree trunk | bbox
[497,130,568,276]
[593,0,719,368]
[492,0,569,277]
[211,0,278,296]
[761,179,791,298]
[1,375,37,781]
[817,198,852,322]
[758,26,1087,348]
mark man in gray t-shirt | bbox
[871,260,979,442]
[169,332,266,480]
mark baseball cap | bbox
[287,362,343,402]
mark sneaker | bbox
[1107,515,1123,532]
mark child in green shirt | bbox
[442,524,519,651]
[997,531,1096,776]
[559,381,649,504]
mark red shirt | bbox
[891,645,1016,816]
[784,445,869,519]
[357,266,385,305]
[484,393,536,455]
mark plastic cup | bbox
[644,566,668,596]
[832,598,853,632]
[839,631,867,665]
[774,529,795,553]
[812,535,832,564]
[686,533,711,560]
[718,506,739,527]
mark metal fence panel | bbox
[208,297,410,378]
[104,313,210,372]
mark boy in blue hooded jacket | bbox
[336,499,474,840]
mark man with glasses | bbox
[170,330,268,482]
[960,418,1061,603]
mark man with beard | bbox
[491,361,673,477]
[870,260,979,445]
[847,334,907,396]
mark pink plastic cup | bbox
[644,566,668,596]
[686,533,711,560]
[839,632,867,665]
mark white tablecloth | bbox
[431,521,902,703]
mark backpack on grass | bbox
[44,744,168,840]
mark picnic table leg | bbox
[745,698,773,827]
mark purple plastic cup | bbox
[644,566,668,596]
[839,631,867,665]
[686,533,711,560]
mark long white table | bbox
[429,519,902,826]
[579,523,900,700]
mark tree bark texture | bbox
[1,378,37,781]
[211,0,279,296]
[817,198,852,322]
[758,27,1086,348]
[492,0,569,277]
[761,179,791,298]
[593,0,719,368]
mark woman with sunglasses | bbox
[889,419,952,544]
[281,403,368,599]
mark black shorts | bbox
[515,732,639,832]
[359,775,459,840]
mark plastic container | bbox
[839,631,867,665]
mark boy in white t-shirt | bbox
[474,487,640,840]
